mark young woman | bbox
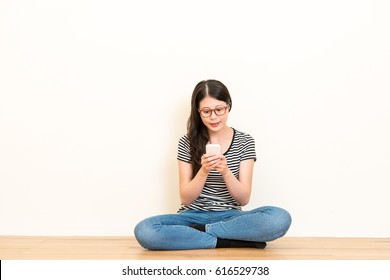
[134,79,291,250]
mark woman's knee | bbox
[134,217,162,250]
[255,206,292,237]
[268,206,292,236]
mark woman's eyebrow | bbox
[200,105,225,110]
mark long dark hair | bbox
[187,79,232,177]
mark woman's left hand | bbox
[214,155,230,176]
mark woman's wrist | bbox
[199,167,210,177]
[221,168,233,179]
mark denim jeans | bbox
[134,206,292,250]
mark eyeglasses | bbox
[198,105,230,118]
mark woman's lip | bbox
[210,122,220,127]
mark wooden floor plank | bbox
[1,236,389,260]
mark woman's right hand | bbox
[200,154,222,174]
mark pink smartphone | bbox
[206,144,221,155]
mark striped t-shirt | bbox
[177,128,257,212]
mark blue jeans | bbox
[134,206,292,250]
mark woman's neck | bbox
[208,126,233,143]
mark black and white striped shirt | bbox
[177,129,256,212]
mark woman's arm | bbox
[178,154,222,206]
[215,157,254,206]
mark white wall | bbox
[1,0,389,237]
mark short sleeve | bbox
[177,135,192,163]
[241,134,257,162]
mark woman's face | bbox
[198,96,230,133]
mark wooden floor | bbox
[1,236,390,260]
